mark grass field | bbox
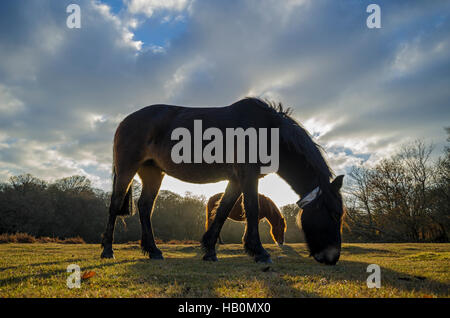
[0,243,448,298]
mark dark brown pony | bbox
[101,97,345,264]
[206,193,286,245]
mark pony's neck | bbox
[277,148,324,199]
[265,200,284,227]
[266,208,285,235]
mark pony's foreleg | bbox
[201,181,240,261]
[242,179,271,263]
[137,165,164,259]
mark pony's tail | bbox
[205,197,214,231]
[205,205,209,231]
[111,159,135,217]
[205,194,220,231]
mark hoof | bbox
[149,253,164,260]
[255,255,272,264]
[203,254,218,262]
[101,251,115,259]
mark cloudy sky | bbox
[0,0,449,206]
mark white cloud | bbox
[164,56,214,100]
[0,0,449,204]
[0,138,107,187]
[93,1,143,50]
[0,85,25,115]
[391,35,450,78]
[127,0,192,17]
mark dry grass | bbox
[0,243,448,298]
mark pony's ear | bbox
[331,175,344,192]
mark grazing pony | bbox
[206,192,286,246]
[101,97,345,264]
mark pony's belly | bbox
[159,162,233,184]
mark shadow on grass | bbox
[123,244,449,297]
[278,244,305,258]
[125,256,315,297]
[0,258,136,288]
[1,244,448,297]
[0,258,87,271]
[341,245,391,255]
[175,243,299,258]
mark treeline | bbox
[343,134,449,242]
[0,174,304,244]
[0,133,448,244]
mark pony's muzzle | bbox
[313,246,340,265]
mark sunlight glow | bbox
[158,173,298,207]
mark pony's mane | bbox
[245,97,334,183]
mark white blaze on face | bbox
[296,187,321,209]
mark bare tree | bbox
[346,140,447,242]
[9,174,47,193]
[54,175,92,193]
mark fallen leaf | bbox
[81,270,96,280]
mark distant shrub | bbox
[166,239,198,245]
[124,239,165,245]
[126,240,141,245]
[125,239,199,245]
[0,233,13,243]
[15,233,37,243]
[0,233,36,243]
[0,233,85,244]
[37,236,62,243]
[61,236,85,244]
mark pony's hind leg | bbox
[137,164,164,259]
[101,168,137,259]
[201,181,240,261]
[242,178,272,263]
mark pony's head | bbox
[270,216,287,246]
[298,175,345,265]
